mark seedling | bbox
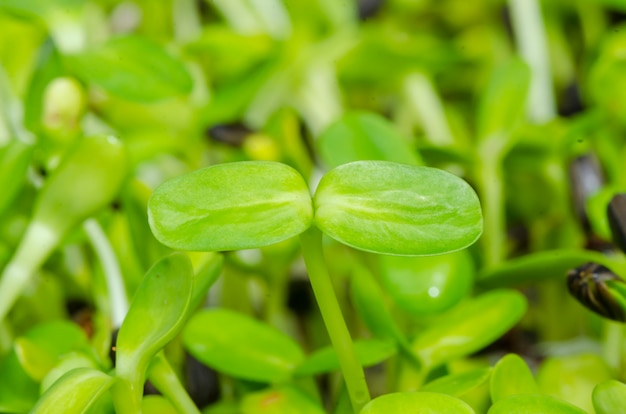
[148,159,483,412]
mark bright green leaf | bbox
[294,339,397,377]
[142,395,178,414]
[115,253,194,385]
[487,394,588,414]
[379,250,474,316]
[413,290,527,368]
[360,391,475,414]
[65,35,193,102]
[593,380,626,414]
[31,368,114,414]
[183,308,304,383]
[241,386,325,414]
[316,111,421,168]
[148,161,313,251]
[490,354,538,403]
[313,161,483,256]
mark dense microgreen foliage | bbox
[4,0,626,413]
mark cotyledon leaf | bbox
[313,161,483,256]
[148,161,313,252]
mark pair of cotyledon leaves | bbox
[147,160,483,257]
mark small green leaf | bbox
[316,111,421,168]
[412,290,527,368]
[379,250,474,316]
[360,392,475,414]
[241,386,325,414]
[421,367,492,397]
[183,308,304,383]
[313,161,483,256]
[116,253,194,384]
[487,394,588,414]
[65,35,193,102]
[148,161,313,251]
[593,380,626,414]
[294,339,397,377]
[490,354,538,403]
[537,353,612,413]
[31,368,114,414]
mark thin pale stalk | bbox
[299,226,370,413]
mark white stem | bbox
[248,0,292,40]
[211,0,263,35]
[173,0,203,42]
[83,219,128,328]
[0,222,59,322]
[403,73,455,146]
[508,0,557,123]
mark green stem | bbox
[299,226,370,413]
[148,352,201,414]
[403,72,455,147]
[110,375,142,414]
[0,221,59,323]
[476,155,506,267]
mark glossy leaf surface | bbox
[488,394,588,414]
[294,339,396,377]
[31,368,114,414]
[379,250,473,316]
[65,35,192,102]
[148,161,313,251]
[314,161,483,256]
[593,380,626,414]
[412,290,527,368]
[490,354,538,403]
[241,386,325,414]
[116,253,194,382]
[183,308,304,382]
[316,111,421,168]
[360,392,475,414]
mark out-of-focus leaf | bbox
[183,308,304,383]
[593,380,626,414]
[412,290,527,368]
[488,394,588,414]
[65,35,192,102]
[360,391,475,414]
[241,386,325,414]
[379,250,474,316]
[421,367,492,397]
[537,353,612,413]
[316,111,421,168]
[294,339,396,377]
